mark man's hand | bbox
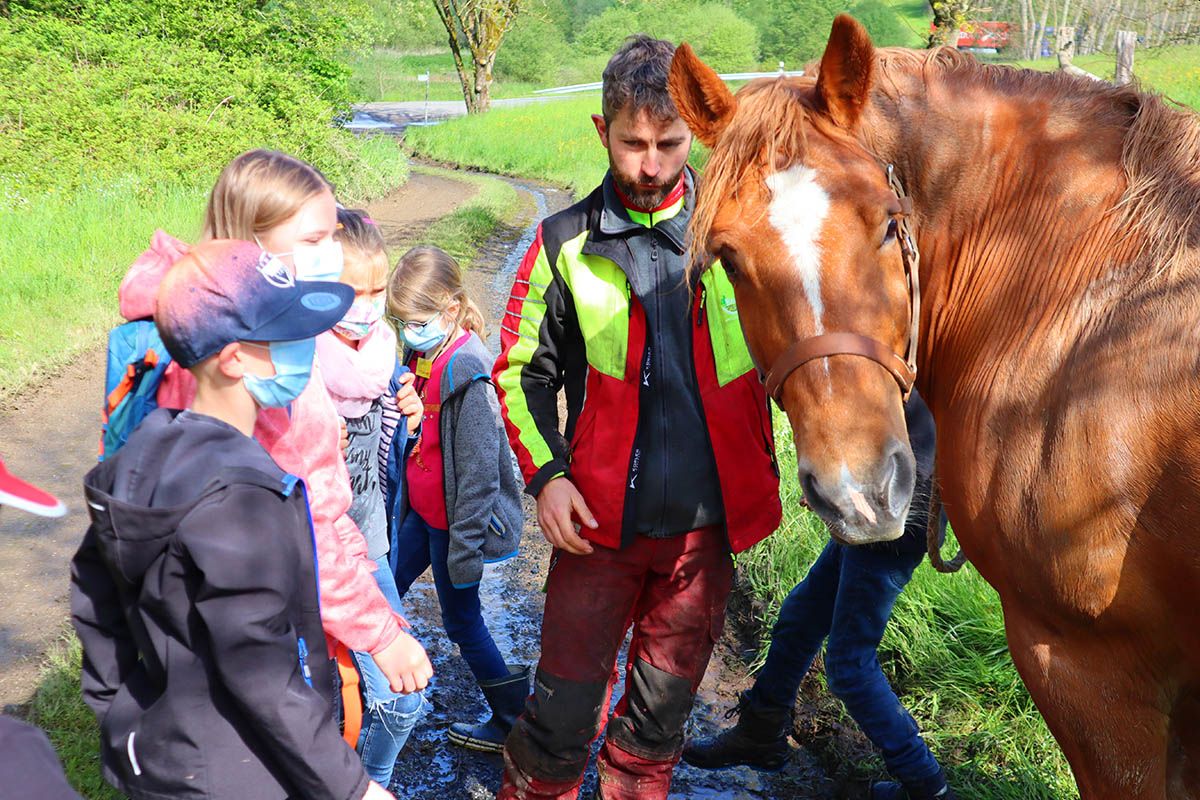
[394,371,423,434]
[372,630,433,694]
[536,477,597,555]
[364,781,396,799]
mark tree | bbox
[432,0,524,113]
[930,0,971,46]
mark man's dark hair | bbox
[602,34,678,123]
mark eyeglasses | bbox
[387,312,442,334]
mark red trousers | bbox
[498,526,733,800]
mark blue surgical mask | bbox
[293,241,344,282]
[256,237,344,282]
[242,338,316,409]
[400,316,447,353]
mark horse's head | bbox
[670,15,919,545]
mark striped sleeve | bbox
[492,225,571,496]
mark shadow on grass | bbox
[25,631,122,800]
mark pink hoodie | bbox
[120,230,405,657]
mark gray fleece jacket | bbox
[395,332,523,588]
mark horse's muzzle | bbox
[797,439,915,545]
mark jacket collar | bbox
[596,168,695,254]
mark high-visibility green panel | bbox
[702,263,756,387]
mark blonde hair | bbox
[337,207,389,286]
[389,246,487,340]
[202,149,332,241]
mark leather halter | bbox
[764,164,921,403]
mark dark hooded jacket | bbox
[70,408,368,800]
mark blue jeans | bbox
[392,509,508,682]
[750,539,942,786]
[350,555,426,786]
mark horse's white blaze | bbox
[765,165,830,334]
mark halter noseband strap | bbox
[764,164,922,403]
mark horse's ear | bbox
[669,42,736,148]
[814,14,875,129]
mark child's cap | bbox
[156,239,353,368]
[0,458,66,517]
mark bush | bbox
[851,0,915,47]
[0,5,403,201]
[496,14,570,83]
[576,1,759,72]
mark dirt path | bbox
[0,166,839,798]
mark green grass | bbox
[1010,44,1200,109]
[0,133,407,403]
[350,48,543,103]
[407,95,608,194]
[737,419,1079,799]
[886,0,934,47]
[26,633,123,800]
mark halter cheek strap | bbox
[764,164,921,402]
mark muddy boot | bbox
[448,665,530,753]
[870,768,958,800]
[681,691,791,771]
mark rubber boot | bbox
[870,767,958,800]
[448,664,531,753]
[681,691,791,771]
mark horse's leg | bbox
[1004,610,1177,800]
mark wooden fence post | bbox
[1057,26,1076,69]
[1115,30,1136,85]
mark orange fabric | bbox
[336,644,362,748]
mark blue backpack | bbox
[99,320,173,461]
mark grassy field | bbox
[0,135,407,403]
[350,49,543,103]
[738,421,1079,799]
[407,95,609,195]
[1013,43,1200,108]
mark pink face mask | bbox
[333,295,385,340]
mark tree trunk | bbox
[1035,0,1053,58]
[1115,29,1136,83]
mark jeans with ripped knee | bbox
[350,554,427,787]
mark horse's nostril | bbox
[800,472,837,520]
[882,446,915,517]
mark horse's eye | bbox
[882,218,898,246]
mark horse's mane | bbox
[691,46,1200,278]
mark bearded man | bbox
[491,34,781,800]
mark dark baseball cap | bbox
[156,239,353,368]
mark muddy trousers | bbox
[498,526,733,800]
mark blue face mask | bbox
[242,338,316,409]
[400,316,447,353]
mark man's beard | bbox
[610,157,684,211]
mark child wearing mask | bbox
[386,246,524,752]
[115,150,432,781]
[72,239,387,800]
[317,207,425,784]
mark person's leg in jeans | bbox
[682,538,845,771]
[392,510,434,597]
[824,546,943,790]
[749,539,844,710]
[426,523,508,682]
[351,554,427,786]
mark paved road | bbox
[350,97,571,134]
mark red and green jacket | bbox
[493,171,781,553]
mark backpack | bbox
[99,320,173,461]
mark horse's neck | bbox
[863,74,1141,416]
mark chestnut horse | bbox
[668,15,1200,799]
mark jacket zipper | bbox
[297,636,313,687]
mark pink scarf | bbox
[315,322,398,418]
